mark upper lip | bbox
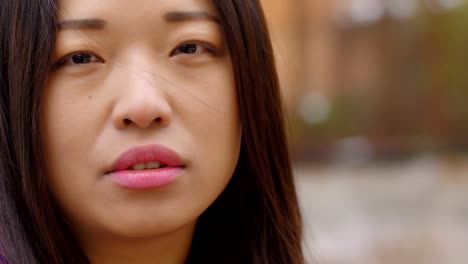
[108,144,184,172]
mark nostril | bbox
[154,117,162,123]
[124,119,131,125]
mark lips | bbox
[106,144,185,189]
[109,144,184,173]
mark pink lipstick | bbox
[107,144,184,189]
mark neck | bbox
[80,222,196,264]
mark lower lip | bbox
[109,167,183,189]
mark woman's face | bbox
[42,0,240,242]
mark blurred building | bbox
[261,0,468,162]
[262,3,468,264]
[260,3,468,264]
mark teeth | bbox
[132,163,146,170]
[130,162,164,170]
[147,161,161,169]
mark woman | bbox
[0,0,303,263]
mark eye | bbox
[170,42,217,57]
[55,51,104,67]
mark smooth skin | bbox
[41,0,241,263]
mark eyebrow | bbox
[57,19,106,30]
[164,11,220,24]
[57,11,220,31]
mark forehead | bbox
[58,0,217,20]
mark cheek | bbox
[40,79,102,199]
[182,67,241,197]
[179,59,239,132]
[164,58,240,205]
[41,72,111,155]
[177,60,240,148]
[42,77,97,141]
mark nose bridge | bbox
[128,66,160,97]
[112,58,172,129]
[125,48,162,91]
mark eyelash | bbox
[54,51,102,67]
[54,41,218,68]
[170,41,217,56]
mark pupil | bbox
[179,44,197,54]
[72,53,92,64]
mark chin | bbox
[95,203,199,239]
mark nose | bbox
[111,69,172,130]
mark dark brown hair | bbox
[0,0,303,263]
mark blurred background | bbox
[260,0,468,263]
